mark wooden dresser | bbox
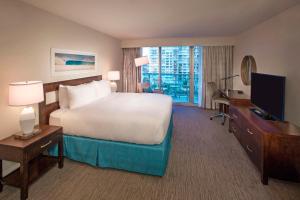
[229,102,300,184]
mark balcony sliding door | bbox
[141,47,160,90]
[194,46,202,105]
[142,46,202,104]
[161,46,190,103]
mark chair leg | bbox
[210,103,230,125]
[210,113,223,120]
[221,113,230,125]
[222,114,226,125]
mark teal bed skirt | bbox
[49,114,173,176]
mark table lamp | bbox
[134,56,149,91]
[107,71,120,92]
[134,56,149,67]
[9,81,44,135]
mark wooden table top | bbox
[235,104,300,136]
[219,89,250,100]
[0,125,62,149]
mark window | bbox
[161,46,190,103]
[142,46,203,104]
[194,46,202,104]
[142,47,159,90]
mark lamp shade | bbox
[134,56,149,67]
[107,71,120,81]
[9,81,44,106]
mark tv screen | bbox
[251,73,286,120]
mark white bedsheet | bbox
[50,93,172,145]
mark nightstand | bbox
[0,125,64,200]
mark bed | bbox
[39,76,173,176]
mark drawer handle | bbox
[247,128,254,135]
[246,145,253,153]
[40,140,52,149]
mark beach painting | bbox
[51,49,97,76]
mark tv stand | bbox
[229,102,300,185]
[249,108,276,121]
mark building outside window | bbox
[142,46,202,104]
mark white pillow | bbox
[67,83,98,109]
[58,85,69,109]
[93,80,112,98]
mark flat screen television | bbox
[251,73,286,121]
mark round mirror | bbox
[241,55,257,85]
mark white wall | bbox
[0,0,122,175]
[233,4,300,125]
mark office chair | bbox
[208,82,230,125]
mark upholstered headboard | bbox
[39,75,102,125]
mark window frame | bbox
[142,46,200,104]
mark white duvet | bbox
[50,93,172,145]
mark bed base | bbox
[49,115,173,176]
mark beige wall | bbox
[233,4,300,126]
[0,0,122,175]
[121,36,236,48]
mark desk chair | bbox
[137,82,163,94]
[137,82,151,93]
[208,82,230,125]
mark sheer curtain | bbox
[122,48,141,92]
[200,46,234,109]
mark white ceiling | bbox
[21,0,299,40]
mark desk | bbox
[219,90,250,105]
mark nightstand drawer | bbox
[27,132,60,161]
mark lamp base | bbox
[110,81,117,92]
[14,128,41,140]
[20,106,36,135]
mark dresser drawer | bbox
[243,122,262,146]
[241,122,262,169]
[230,120,242,143]
[243,137,261,169]
[27,132,61,161]
[229,106,243,128]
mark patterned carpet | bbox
[1,105,299,200]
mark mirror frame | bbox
[241,55,257,85]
